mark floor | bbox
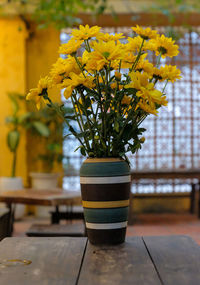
[13,213,200,245]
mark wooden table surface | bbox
[0,235,200,285]
[0,189,81,206]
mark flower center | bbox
[102,51,110,58]
[158,46,167,55]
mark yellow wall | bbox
[26,25,61,176]
[0,17,61,185]
[0,17,28,184]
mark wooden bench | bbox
[26,223,86,237]
[50,205,84,224]
[129,169,200,223]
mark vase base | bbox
[86,228,126,245]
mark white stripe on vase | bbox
[80,175,131,184]
[86,221,128,230]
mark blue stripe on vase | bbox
[83,207,129,224]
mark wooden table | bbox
[0,235,199,285]
[0,189,81,206]
[0,189,81,234]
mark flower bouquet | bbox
[27,25,181,244]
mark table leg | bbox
[190,183,196,214]
[51,206,60,224]
[198,182,200,219]
[7,203,15,236]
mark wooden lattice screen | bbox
[61,27,200,193]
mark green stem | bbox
[11,151,17,177]
[79,91,96,154]
[46,96,86,150]
[156,53,162,68]
[74,56,86,78]
[131,38,145,72]
[72,94,91,152]
[117,97,141,140]
[162,79,168,93]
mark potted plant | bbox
[28,106,64,191]
[0,93,50,219]
[27,25,181,244]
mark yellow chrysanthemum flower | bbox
[71,24,101,40]
[137,84,168,106]
[138,101,158,115]
[26,88,42,110]
[37,76,52,92]
[96,33,125,42]
[126,36,154,53]
[59,38,83,55]
[153,65,181,82]
[121,52,137,69]
[26,76,52,109]
[135,60,154,75]
[62,72,95,99]
[82,50,90,65]
[50,57,80,84]
[85,41,122,71]
[135,81,167,116]
[132,25,158,40]
[150,35,179,58]
[93,40,123,61]
[160,65,181,82]
[124,71,150,90]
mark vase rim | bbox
[84,157,124,163]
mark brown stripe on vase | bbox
[81,182,130,201]
[86,228,127,245]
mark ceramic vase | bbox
[80,158,131,245]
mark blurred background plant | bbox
[28,106,64,173]
[0,0,111,30]
[6,93,50,177]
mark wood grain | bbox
[78,236,162,285]
[0,237,87,285]
[143,235,200,285]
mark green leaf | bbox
[7,130,20,152]
[8,93,19,115]
[18,112,32,124]
[32,121,50,137]
[114,120,120,133]
[5,116,17,125]
[80,146,86,156]
[64,115,77,120]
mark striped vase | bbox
[80,158,130,245]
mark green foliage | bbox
[29,106,67,173]
[7,129,20,153]
[6,93,51,177]
[1,0,108,30]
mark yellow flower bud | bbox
[115,71,121,80]
[111,82,117,89]
[140,137,145,143]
